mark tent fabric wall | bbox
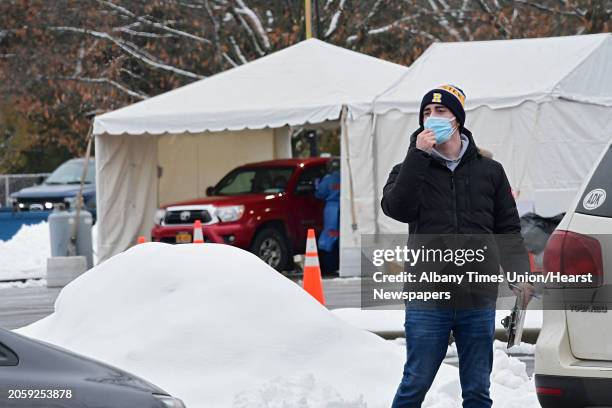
[93,39,407,135]
[273,127,291,159]
[339,34,612,276]
[157,128,282,205]
[339,113,375,277]
[340,113,375,245]
[518,100,612,210]
[96,126,292,263]
[366,34,612,116]
[340,100,612,276]
[461,100,612,216]
[95,134,158,263]
[555,36,612,105]
[92,39,409,264]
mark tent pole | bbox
[340,106,358,237]
[370,113,380,238]
[313,0,321,38]
[68,121,94,257]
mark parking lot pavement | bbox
[299,275,401,310]
[321,276,363,309]
[0,277,537,375]
[0,276,537,379]
[0,276,538,342]
[0,286,61,330]
[0,275,360,330]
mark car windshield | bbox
[45,160,95,185]
[214,167,294,195]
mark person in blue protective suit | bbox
[315,158,340,274]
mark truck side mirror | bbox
[206,186,215,196]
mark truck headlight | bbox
[215,205,244,222]
[154,209,166,225]
[153,394,186,408]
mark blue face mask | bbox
[424,116,457,144]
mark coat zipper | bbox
[465,177,471,209]
[450,173,458,233]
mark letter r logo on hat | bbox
[419,84,466,129]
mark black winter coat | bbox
[381,127,530,306]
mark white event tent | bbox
[340,33,612,276]
[93,38,407,263]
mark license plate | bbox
[176,232,192,244]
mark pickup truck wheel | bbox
[251,227,289,271]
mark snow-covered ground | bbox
[390,338,536,358]
[331,307,543,334]
[0,221,97,281]
[0,278,47,289]
[0,222,50,281]
[17,243,540,407]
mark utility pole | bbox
[305,0,312,39]
[313,0,321,39]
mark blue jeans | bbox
[392,308,495,408]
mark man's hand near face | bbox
[416,129,436,153]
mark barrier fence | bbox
[0,173,50,208]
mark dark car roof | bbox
[240,157,331,168]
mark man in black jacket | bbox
[381,85,532,408]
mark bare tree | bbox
[0,0,609,171]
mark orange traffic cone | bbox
[137,236,146,244]
[193,220,204,244]
[303,229,325,305]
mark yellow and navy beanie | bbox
[419,84,466,129]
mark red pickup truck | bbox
[151,157,331,270]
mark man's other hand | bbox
[512,282,536,308]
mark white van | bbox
[535,142,612,407]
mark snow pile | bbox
[0,221,98,282]
[393,338,535,358]
[0,222,50,281]
[331,308,404,333]
[420,349,539,408]
[490,351,539,406]
[18,243,405,407]
[233,374,367,408]
[18,243,541,407]
[492,349,531,389]
[0,278,47,289]
[391,339,539,407]
[495,339,536,355]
